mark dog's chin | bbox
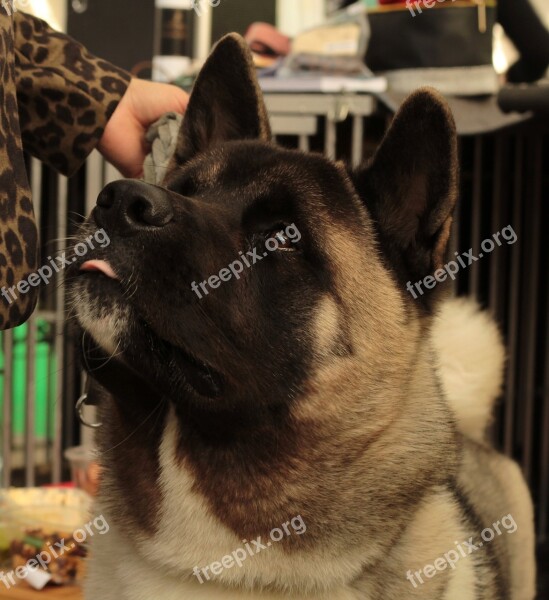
[71,276,129,357]
[72,275,225,402]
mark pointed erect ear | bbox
[171,33,271,167]
[353,88,458,293]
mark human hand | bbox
[98,78,189,178]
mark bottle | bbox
[153,1,195,82]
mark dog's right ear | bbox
[170,33,271,167]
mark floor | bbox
[0,584,81,599]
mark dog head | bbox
[68,34,457,419]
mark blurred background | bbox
[20,0,549,75]
[0,0,547,597]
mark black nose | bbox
[95,180,174,234]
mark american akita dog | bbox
[67,34,536,600]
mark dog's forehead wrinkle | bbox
[211,142,332,185]
[174,146,351,232]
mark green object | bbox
[0,320,56,448]
[23,534,44,549]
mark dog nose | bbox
[95,180,174,234]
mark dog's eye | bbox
[273,231,295,251]
[262,226,299,253]
[248,224,301,254]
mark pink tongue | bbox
[80,260,118,280]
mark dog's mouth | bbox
[79,259,119,280]
[140,322,225,399]
[74,258,225,400]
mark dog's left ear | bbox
[171,33,271,167]
[353,88,458,293]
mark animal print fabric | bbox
[0,11,131,329]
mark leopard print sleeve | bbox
[13,12,132,176]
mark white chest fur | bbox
[87,528,360,600]
[85,411,365,599]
